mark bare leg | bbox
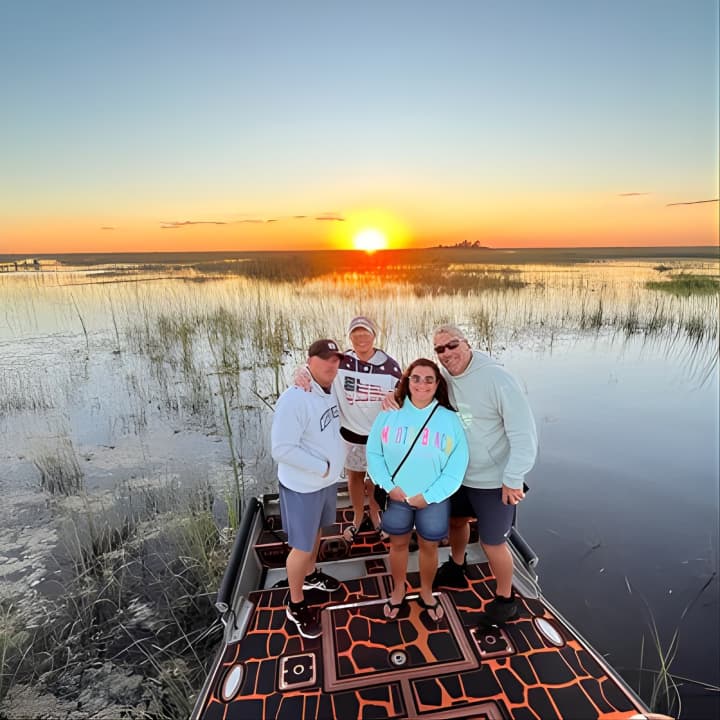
[481,541,514,597]
[417,535,443,619]
[365,476,382,529]
[449,516,471,565]
[287,531,321,603]
[343,469,367,539]
[305,531,323,578]
[387,532,411,614]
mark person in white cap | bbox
[295,316,402,542]
[336,316,402,541]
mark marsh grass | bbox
[646,273,720,296]
[0,481,229,716]
[629,572,719,718]
[1,251,719,716]
[33,439,84,495]
[208,332,244,525]
[0,372,56,415]
[109,258,718,438]
[70,293,90,357]
[0,603,30,703]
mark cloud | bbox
[666,198,719,207]
[100,226,115,230]
[159,212,346,228]
[161,220,227,229]
[618,192,650,197]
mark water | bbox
[505,334,719,718]
[0,264,717,717]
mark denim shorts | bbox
[279,483,337,553]
[381,498,450,542]
[449,485,515,546]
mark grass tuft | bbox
[33,440,84,495]
[646,273,720,296]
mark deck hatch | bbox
[278,653,317,691]
[471,626,516,659]
[322,594,479,692]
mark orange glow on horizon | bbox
[1,197,717,254]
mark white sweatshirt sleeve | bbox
[271,390,328,476]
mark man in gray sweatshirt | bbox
[431,324,537,628]
[271,339,348,638]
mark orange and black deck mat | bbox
[199,557,652,720]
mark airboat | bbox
[190,488,672,720]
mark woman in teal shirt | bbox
[367,358,469,621]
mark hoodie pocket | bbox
[471,445,498,471]
[487,435,509,467]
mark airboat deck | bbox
[191,490,671,720]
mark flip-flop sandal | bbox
[383,595,408,620]
[417,595,444,622]
[342,524,359,543]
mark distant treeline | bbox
[4,245,717,270]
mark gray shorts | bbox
[279,483,337,553]
[449,485,515,546]
[343,440,367,472]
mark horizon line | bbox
[2,244,719,260]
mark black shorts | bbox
[449,485,515,546]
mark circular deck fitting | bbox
[389,649,408,667]
[220,664,244,701]
[534,617,565,647]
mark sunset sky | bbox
[1,0,718,254]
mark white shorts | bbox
[344,441,367,472]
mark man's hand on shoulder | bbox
[381,391,400,411]
[292,365,312,392]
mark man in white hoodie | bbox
[271,339,348,639]
[431,324,537,629]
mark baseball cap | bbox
[308,338,344,360]
[347,316,376,336]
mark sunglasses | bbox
[433,339,463,354]
[409,374,437,384]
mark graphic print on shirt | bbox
[343,376,389,404]
[380,424,454,454]
[319,405,340,431]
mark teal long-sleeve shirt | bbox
[366,400,469,505]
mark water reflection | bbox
[0,258,717,714]
[503,333,719,716]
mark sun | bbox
[353,228,388,253]
[328,208,409,251]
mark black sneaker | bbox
[476,597,519,628]
[433,555,468,589]
[303,569,341,592]
[286,603,322,638]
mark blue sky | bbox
[1,0,717,251]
